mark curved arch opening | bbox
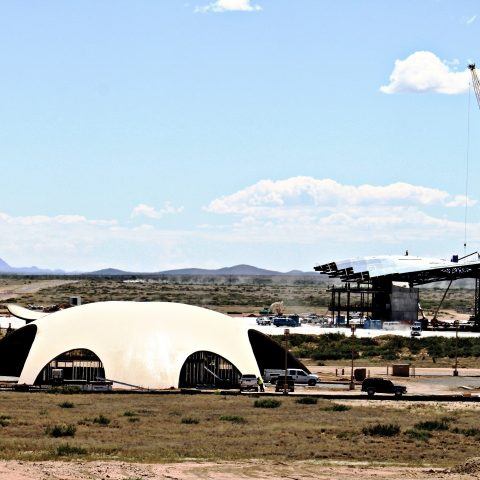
[0,324,37,378]
[34,349,105,386]
[248,329,309,375]
[179,351,241,389]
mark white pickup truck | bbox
[264,368,319,386]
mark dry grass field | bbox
[0,277,330,316]
[0,277,476,318]
[0,392,478,467]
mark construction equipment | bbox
[469,64,480,110]
[269,301,285,316]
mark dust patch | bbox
[0,461,471,480]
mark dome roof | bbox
[17,301,262,389]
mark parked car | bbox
[274,375,295,392]
[264,368,319,386]
[410,322,422,337]
[272,315,300,327]
[256,317,272,326]
[361,378,407,397]
[239,374,258,392]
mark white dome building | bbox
[0,301,306,389]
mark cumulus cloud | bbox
[381,51,470,94]
[196,0,261,13]
[0,212,116,227]
[131,202,184,219]
[466,14,477,25]
[205,177,474,215]
[1,178,478,271]
[201,177,479,247]
[0,210,190,271]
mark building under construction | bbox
[315,253,480,326]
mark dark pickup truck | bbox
[274,375,295,393]
[361,378,407,398]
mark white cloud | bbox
[131,202,184,219]
[381,51,470,94]
[196,0,261,13]
[202,177,479,247]
[1,179,478,271]
[0,210,190,271]
[205,177,474,215]
[466,14,477,25]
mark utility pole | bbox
[454,320,459,377]
[283,328,290,395]
[349,324,356,390]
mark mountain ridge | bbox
[88,264,315,276]
[0,257,66,275]
[0,257,315,276]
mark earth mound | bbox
[450,457,480,474]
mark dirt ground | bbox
[306,365,480,395]
[0,460,476,480]
[0,280,77,303]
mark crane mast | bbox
[469,64,480,110]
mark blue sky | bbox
[1,0,480,271]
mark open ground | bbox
[0,276,475,319]
[0,392,478,468]
[2,277,480,478]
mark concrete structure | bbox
[0,301,305,389]
[315,253,480,324]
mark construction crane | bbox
[469,64,480,110]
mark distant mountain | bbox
[0,257,66,275]
[86,264,316,276]
[159,264,283,276]
[285,269,316,275]
[0,258,10,271]
[88,268,132,276]
[0,256,316,277]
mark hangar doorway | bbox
[0,325,37,378]
[34,349,105,386]
[248,329,309,374]
[179,351,241,389]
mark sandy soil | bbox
[0,460,473,480]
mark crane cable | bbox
[464,64,480,255]
[464,81,471,255]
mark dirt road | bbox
[0,460,473,480]
[0,280,77,302]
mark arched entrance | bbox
[0,324,37,378]
[34,349,105,386]
[179,351,241,389]
[247,329,309,374]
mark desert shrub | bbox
[452,427,480,437]
[253,399,281,409]
[58,401,74,409]
[46,424,76,437]
[0,415,11,427]
[181,417,199,424]
[128,417,140,423]
[414,420,449,431]
[123,410,138,417]
[219,415,246,423]
[296,397,317,405]
[405,429,431,441]
[324,403,351,412]
[273,333,480,361]
[48,385,82,394]
[362,423,400,437]
[93,415,111,426]
[56,443,87,456]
